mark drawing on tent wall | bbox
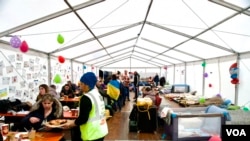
[0,88,7,98]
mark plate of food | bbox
[45,119,68,128]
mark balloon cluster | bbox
[201,61,213,88]
[229,63,239,84]
[9,36,29,53]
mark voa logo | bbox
[226,129,246,136]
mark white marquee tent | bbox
[0,0,250,106]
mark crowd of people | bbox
[1,70,166,141]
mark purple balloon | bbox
[216,94,221,97]
[10,36,21,48]
[203,72,208,77]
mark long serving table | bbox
[0,110,78,123]
[3,132,65,141]
[59,97,80,102]
[0,110,77,141]
[60,97,80,109]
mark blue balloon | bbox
[231,74,237,79]
[83,65,86,69]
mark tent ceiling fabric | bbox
[1,0,250,68]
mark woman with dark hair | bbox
[60,84,74,98]
[36,84,49,101]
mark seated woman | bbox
[20,94,63,131]
[60,84,74,98]
[36,84,49,102]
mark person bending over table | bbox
[20,94,63,131]
[62,72,108,141]
[60,84,74,98]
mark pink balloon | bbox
[20,41,29,53]
[209,135,221,141]
[10,36,21,48]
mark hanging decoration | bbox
[58,55,65,63]
[199,97,206,104]
[208,135,221,141]
[57,34,64,44]
[229,63,239,84]
[201,61,206,67]
[83,65,86,69]
[181,70,184,75]
[53,74,62,84]
[10,36,22,48]
[20,40,29,53]
[203,72,208,78]
[216,94,221,98]
[163,65,167,70]
[208,83,212,87]
[91,65,94,70]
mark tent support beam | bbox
[147,22,235,54]
[84,46,134,63]
[132,0,153,53]
[136,45,184,62]
[98,54,163,68]
[141,37,203,60]
[72,37,137,59]
[64,0,112,59]
[50,22,142,54]
[0,0,105,38]
[209,0,250,16]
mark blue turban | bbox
[80,72,97,90]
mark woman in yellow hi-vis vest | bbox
[63,72,108,141]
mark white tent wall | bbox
[175,54,249,106]
[50,58,89,93]
[174,64,186,84]
[238,53,250,106]
[186,61,204,95]
[0,43,88,104]
[50,57,72,92]
[0,43,49,104]
[165,65,174,85]
[1,42,250,106]
[72,62,84,84]
[215,56,237,103]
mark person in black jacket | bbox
[153,73,159,86]
[133,71,140,100]
[159,76,166,87]
[62,72,108,141]
[60,84,74,98]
